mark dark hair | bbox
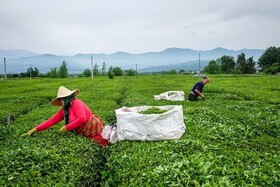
[63,93,76,124]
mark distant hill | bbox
[0,47,264,73]
[138,60,209,73]
[0,49,38,59]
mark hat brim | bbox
[50,89,80,106]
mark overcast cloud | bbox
[0,0,279,55]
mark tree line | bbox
[82,63,137,79]
[2,60,137,79]
[204,46,280,74]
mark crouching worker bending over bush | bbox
[22,86,110,147]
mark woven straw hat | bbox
[50,86,80,106]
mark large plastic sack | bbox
[115,105,186,141]
[154,91,185,101]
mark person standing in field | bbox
[188,76,210,101]
[21,86,110,146]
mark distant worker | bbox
[188,76,210,101]
[21,86,110,147]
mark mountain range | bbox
[0,47,264,74]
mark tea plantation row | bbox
[0,74,279,186]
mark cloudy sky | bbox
[0,0,279,55]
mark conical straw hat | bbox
[50,86,80,106]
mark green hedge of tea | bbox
[0,75,279,186]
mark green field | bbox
[0,74,279,186]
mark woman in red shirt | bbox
[22,86,109,146]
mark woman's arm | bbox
[35,109,64,131]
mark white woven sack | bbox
[109,128,118,143]
[101,125,118,143]
[154,91,185,101]
[115,105,186,141]
[101,125,112,140]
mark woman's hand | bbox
[21,128,37,137]
[59,126,67,133]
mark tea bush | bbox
[0,75,279,186]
